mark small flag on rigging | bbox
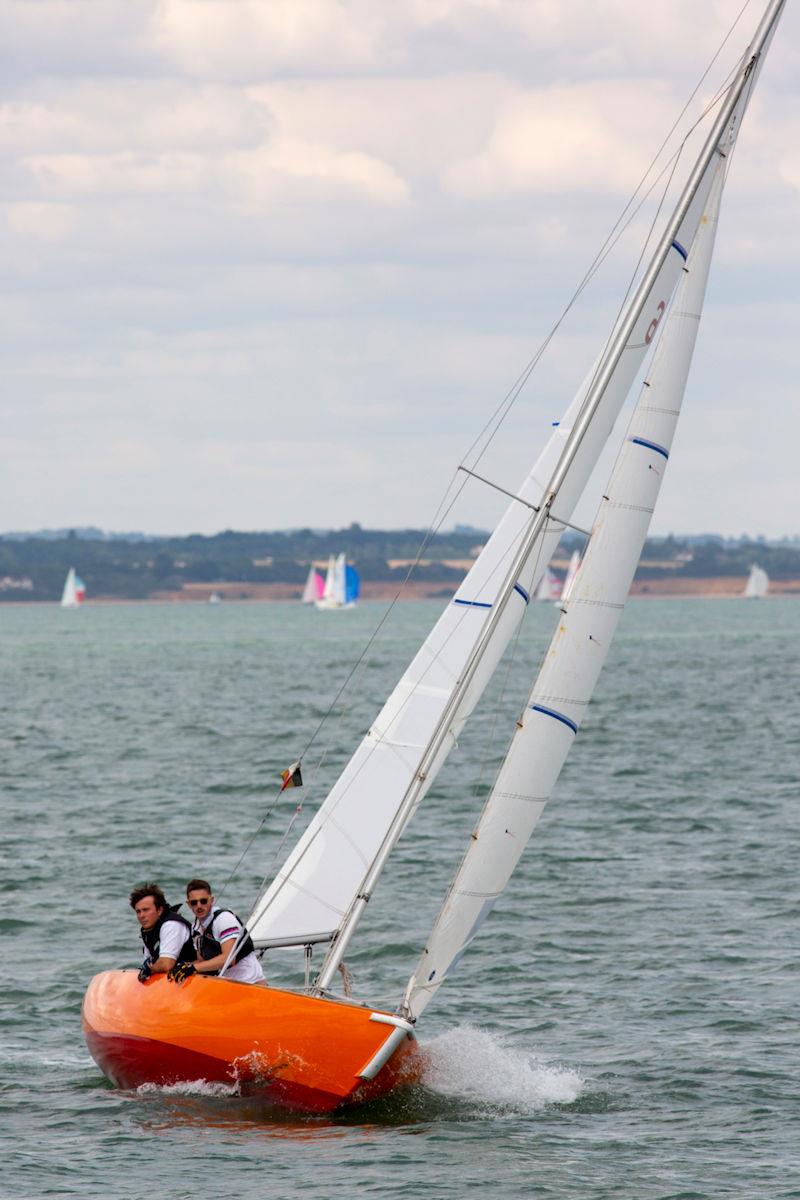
[280,761,303,792]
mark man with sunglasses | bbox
[174,878,265,986]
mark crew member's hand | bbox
[167,961,196,984]
[137,960,153,983]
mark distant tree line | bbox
[0,523,481,601]
[1,525,798,601]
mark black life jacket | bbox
[141,904,195,964]
[194,908,255,968]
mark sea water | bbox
[1,597,798,1199]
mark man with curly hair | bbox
[129,882,194,983]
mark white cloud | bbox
[25,150,210,197]
[152,0,382,77]
[0,83,270,155]
[444,80,673,198]
[6,76,408,211]
[148,0,756,84]
[6,201,76,241]
[226,138,408,205]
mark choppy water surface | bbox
[2,598,799,1199]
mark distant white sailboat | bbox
[533,566,561,602]
[743,564,769,598]
[60,568,86,608]
[208,592,221,604]
[301,565,325,604]
[315,553,360,609]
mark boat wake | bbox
[422,1025,584,1114]
[135,1079,239,1099]
[126,1027,584,1119]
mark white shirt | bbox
[192,908,265,985]
[141,915,190,962]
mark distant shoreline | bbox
[8,576,796,604]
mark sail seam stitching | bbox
[606,501,655,514]
[566,599,625,610]
[494,791,550,802]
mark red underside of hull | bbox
[85,1029,356,1113]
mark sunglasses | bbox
[187,897,211,907]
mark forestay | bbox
[404,159,728,1020]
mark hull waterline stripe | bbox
[630,436,669,460]
[671,239,688,261]
[514,583,530,604]
[530,703,578,735]
[453,598,493,609]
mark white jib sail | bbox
[247,153,717,955]
[333,553,347,605]
[61,568,78,608]
[744,565,769,598]
[405,159,727,1021]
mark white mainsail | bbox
[246,3,783,992]
[405,161,727,1020]
[320,555,336,603]
[743,564,769,598]
[332,553,346,605]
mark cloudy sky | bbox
[2,0,798,538]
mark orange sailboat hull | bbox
[82,970,422,1112]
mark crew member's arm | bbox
[194,936,236,975]
[194,915,241,974]
[147,920,186,974]
[148,955,177,974]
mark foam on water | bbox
[422,1025,584,1113]
[135,1079,239,1099]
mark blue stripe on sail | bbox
[514,583,530,604]
[630,436,669,460]
[671,239,688,261]
[453,598,493,609]
[530,703,578,735]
